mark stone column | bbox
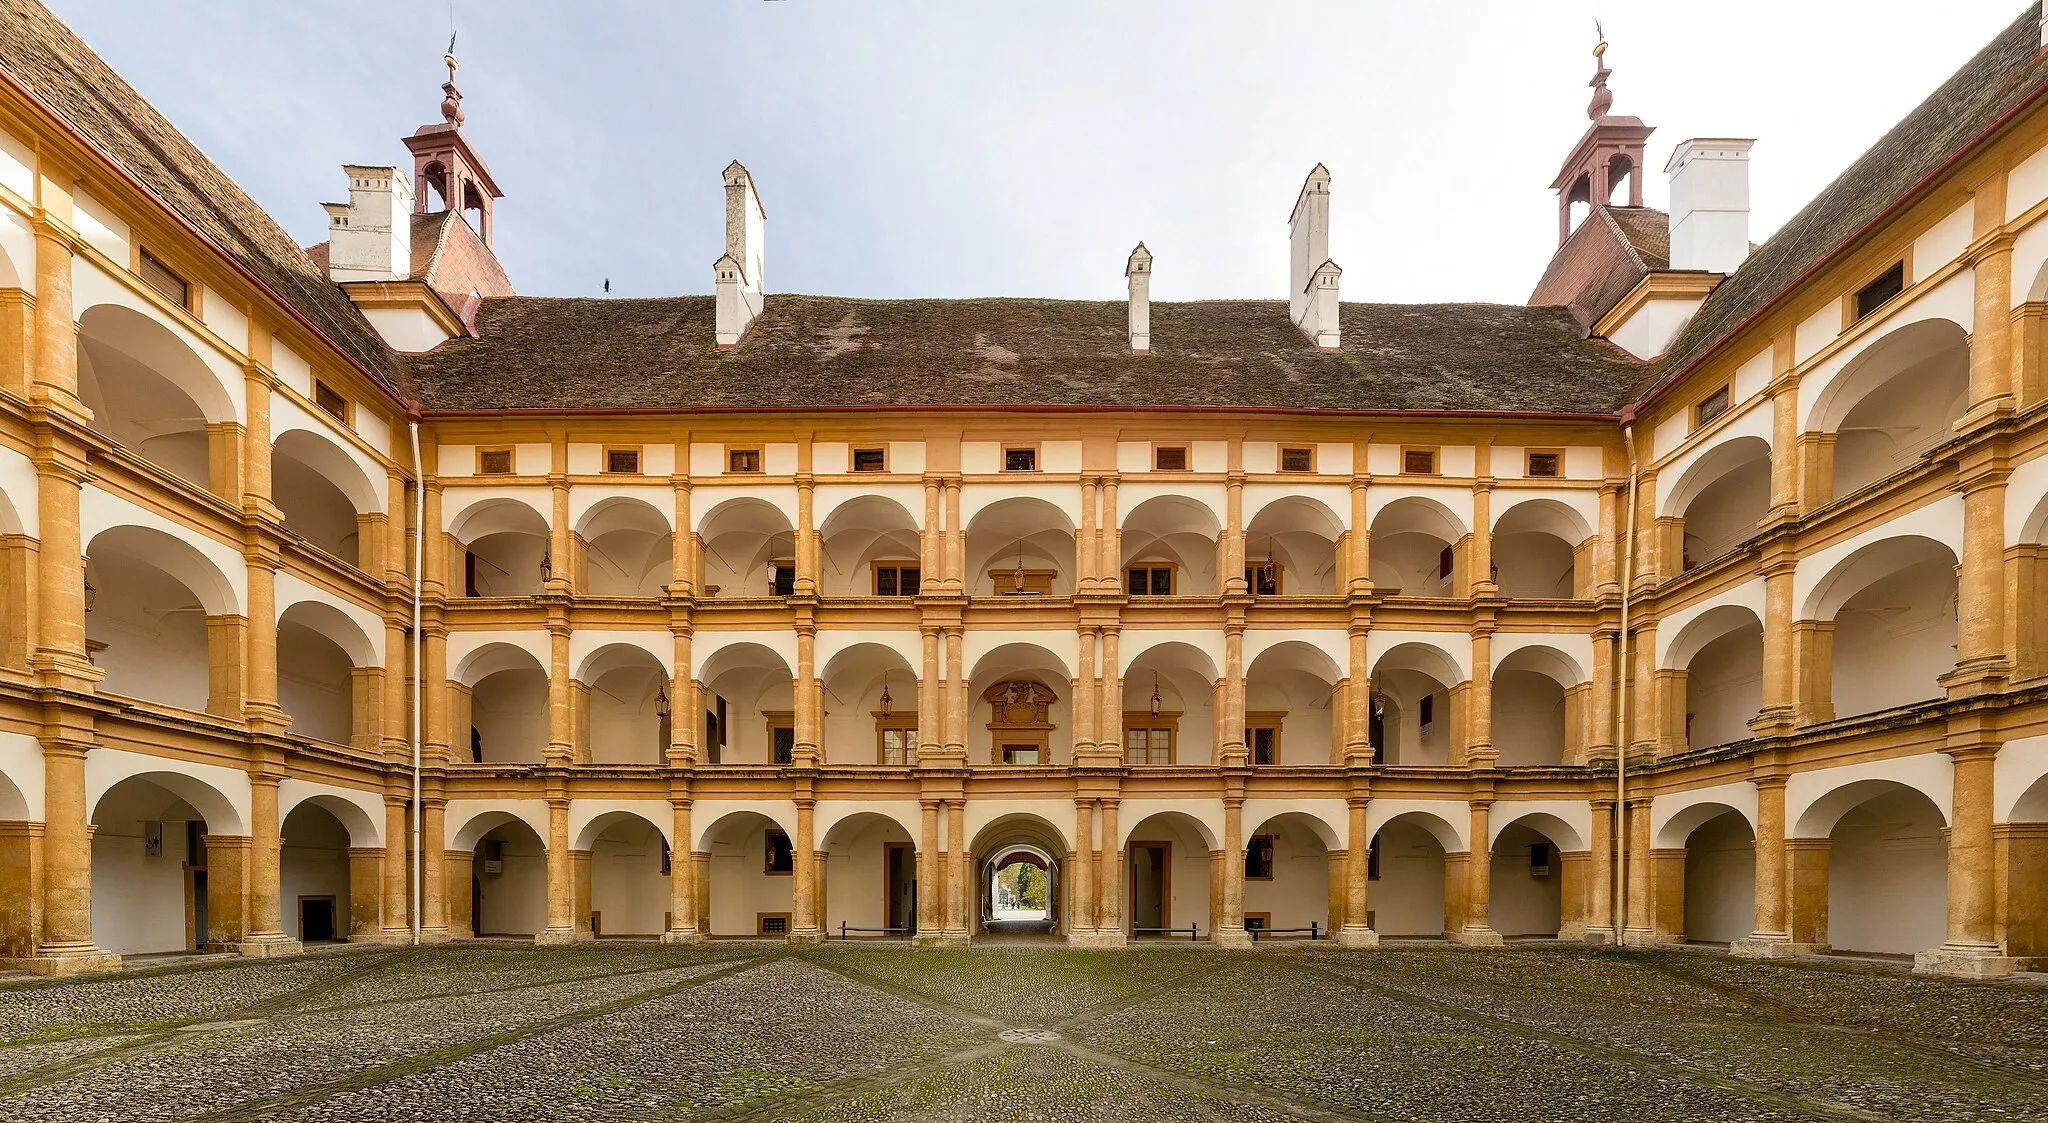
[1074,627,1097,762]
[1460,801,1502,945]
[1098,479,1120,588]
[1078,476,1099,591]
[921,478,941,589]
[1587,628,1616,762]
[31,442,94,684]
[1217,797,1249,946]
[1222,473,1247,594]
[1767,376,1801,520]
[918,627,941,762]
[204,613,249,720]
[790,798,820,943]
[1791,621,1835,724]
[243,552,287,733]
[794,477,818,596]
[546,620,573,764]
[1326,852,1347,934]
[1752,556,1798,732]
[1466,626,1494,766]
[547,452,571,594]
[795,624,820,764]
[944,800,968,943]
[204,835,252,949]
[1648,847,1685,943]
[1962,192,2015,426]
[1221,625,1246,766]
[1343,626,1371,763]
[664,798,699,943]
[1916,743,2014,977]
[381,796,411,939]
[1347,477,1371,594]
[572,850,593,938]
[239,770,300,955]
[424,626,451,759]
[1559,849,1593,940]
[445,851,474,938]
[537,799,576,944]
[30,184,89,418]
[1469,482,1495,596]
[1733,777,1794,958]
[915,800,941,942]
[0,822,42,960]
[1586,798,1616,945]
[693,852,711,934]
[32,739,119,973]
[943,627,966,758]
[1946,462,2010,697]
[942,479,963,594]
[1068,798,1095,942]
[1340,797,1377,946]
[420,798,448,939]
[1785,837,1830,952]
[1097,799,1122,942]
[1622,799,1654,945]
[347,846,383,939]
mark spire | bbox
[1587,26,1613,120]
[404,33,503,244]
[1548,24,1653,245]
[440,37,464,126]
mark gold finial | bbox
[1593,19,1608,58]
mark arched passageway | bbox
[84,526,237,716]
[964,498,1076,597]
[577,644,669,766]
[1369,497,1464,597]
[578,811,669,937]
[449,499,550,598]
[279,800,363,942]
[1370,812,1455,938]
[1489,815,1580,939]
[576,497,674,597]
[700,811,795,937]
[819,496,920,597]
[465,814,548,939]
[1243,497,1343,596]
[1491,499,1590,598]
[822,812,919,937]
[1372,642,1463,766]
[456,645,549,764]
[90,772,241,955]
[1677,809,1756,945]
[272,429,376,566]
[698,498,795,599]
[1807,783,1949,956]
[1123,811,1214,940]
[697,643,796,766]
[1119,494,1220,596]
[1242,812,1336,936]
[970,813,1067,938]
[76,304,231,491]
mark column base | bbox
[533,928,585,946]
[345,931,415,946]
[1914,944,2018,979]
[1214,927,1254,949]
[784,928,823,946]
[1066,928,1126,948]
[1335,925,1380,948]
[417,927,454,944]
[1458,926,1505,947]
[659,928,703,945]
[1621,928,1658,948]
[1730,934,1821,959]
[1576,927,1616,947]
[8,945,124,976]
[219,935,304,959]
[912,932,971,948]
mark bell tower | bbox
[403,46,503,245]
[1549,33,1653,245]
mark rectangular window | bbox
[1368,836,1382,881]
[878,726,918,766]
[1153,445,1189,471]
[1530,842,1553,876]
[1245,562,1280,596]
[851,447,888,473]
[1125,564,1174,596]
[1525,449,1562,478]
[1003,446,1039,472]
[1249,725,1279,766]
[770,562,796,597]
[604,447,641,474]
[1438,545,1454,580]
[727,446,764,474]
[477,447,514,475]
[138,248,190,309]
[1124,724,1173,766]
[769,723,796,765]
[1278,446,1314,473]
[1419,694,1435,729]
[873,563,921,597]
[1001,744,1041,765]
[1245,834,1276,880]
[313,381,349,423]
[1402,447,1438,475]
[757,913,790,935]
[1693,385,1731,429]
[1854,261,1905,322]
[764,829,795,874]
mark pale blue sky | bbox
[45,1,2029,303]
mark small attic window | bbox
[138,249,190,309]
[1402,448,1438,475]
[1003,446,1039,472]
[604,447,641,474]
[1153,445,1188,471]
[1526,450,1563,478]
[1693,385,1732,430]
[851,447,887,473]
[1854,263,1905,322]
[477,447,514,475]
[313,381,349,423]
[1278,446,1314,473]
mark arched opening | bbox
[989,850,1053,932]
[272,429,378,567]
[697,498,794,600]
[1810,319,1969,499]
[697,642,796,766]
[1243,496,1344,596]
[1369,496,1465,598]
[1243,812,1337,937]
[575,497,673,597]
[700,810,794,938]
[1667,436,1772,571]
[90,772,243,955]
[1808,782,1948,956]
[964,497,1076,597]
[967,642,1071,766]
[277,604,364,747]
[76,304,232,491]
[970,813,1067,938]
[1121,642,1219,766]
[1491,646,1583,766]
[84,525,238,715]
[1123,810,1215,940]
[1243,641,1343,766]
[279,800,357,943]
[1605,154,1636,205]
[449,499,550,598]
[1370,811,1456,938]
[466,813,547,938]
[1809,535,1959,720]
[1118,494,1220,596]
[819,496,920,597]
[822,812,918,937]
[1372,642,1464,766]
[578,811,669,938]
[820,643,919,766]
[2004,772,2048,963]
[1665,604,1764,750]
[456,644,549,764]
[1676,808,1755,945]
[577,644,668,766]
[1490,814,1577,939]
[1491,499,1590,599]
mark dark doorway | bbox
[300,896,336,942]
[885,842,917,932]
[191,870,208,950]
[1130,843,1169,932]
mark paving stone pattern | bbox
[0,943,2041,1121]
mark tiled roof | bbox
[1650,5,2048,393]
[406,295,1648,415]
[0,0,400,392]
[1529,206,1671,330]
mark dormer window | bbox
[1854,262,1905,322]
[138,248,189,310]
[1692,385,1731,430]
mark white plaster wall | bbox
[588,816,668,936]
[0,441,40,537]
[1687,626,1763,749]
[1372,819,1447,936]
[0,732,43,819]
[1795,275,1975,432]
[0,208,29,296]
[86,748,250,836]
[71,189,130,264]
[1489,821,1563,937]
[474,824,547,936]
[0,127,34,211]
[90,816,190,954]
[822,814,916,934]
[1829,562,1956,718]
[1827,787,1947,955]
[279,805,351,939]
[1493,671,1565,765]
[706,817,795,936]
[270,338,312,398]
[1123,814,1211,934]
[200,291,249,357]
[1242,817,1330,932]
[1608,295,1704,359]
[1787,754,1953,838]
[1681,811,1754,944]
[471,669,548,763]
[1994,734,2048,821]
[1794,304,1838,366]
[2008,141,2048,222]
[1910,202,1973,283]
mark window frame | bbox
[313,380,351,425]
[1122,714,1179,767]
[757,912,792,935]
[1124,562,1176,596]
[1851,260,1906,323]
[989,567,1055,596]
[1001,444,1041,473]
[476,447,515,476]
[1277,445,1315,473]
[1524,448,1563,479]
[1400,446,1440,476]
[764,711,796,765]
[1245,560,1282,596]
[874,712,919,766]
[138,247,192,311]
[763,829,795,875]
[1691,384,1732,430]
[871,561,922,597]
[601,445,643,475]
[850,446,889,473]
[769,560,797,598]
[1152,444,1190,472]
[725,444,765,475]
[1245,710,1285,766]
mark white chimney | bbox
[1664,139,1754,274]
[1289,164,1330,331]
[714,160,766,349]
[321,165,414,282]
[1126,242,1152,354]
[1305,260,1341,350]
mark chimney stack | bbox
[321,165,414,282]
[1664,139,1754,274]
[1289,165,1341,350]
[1126,243,1152,354]
[714,161,766,349]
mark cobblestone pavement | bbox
[0,943,2042,1121]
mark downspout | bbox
[409,414,425,947]
[1615,416,1640,942]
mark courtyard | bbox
[0,944,2040,1120]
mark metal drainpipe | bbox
[409,417,425,947]
[1615,421,1640,942]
